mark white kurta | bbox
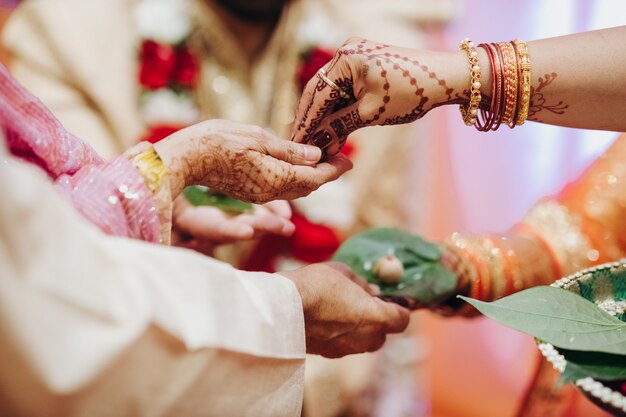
[0,139,306,417]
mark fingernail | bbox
[311,130,332,148]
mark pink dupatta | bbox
[0,63,162,243]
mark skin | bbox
[154,120,411,357]
[154,119,353,204]
[208,0,290,61]
[172,199,295,254]
[166,0,294,249]
[280,262,410,358]
[292,26,626,155]
[212,0,289,23]
[291,27,626,306]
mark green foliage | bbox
[459,286,626,355]
[183,186,253,214]
[333,228,457,304]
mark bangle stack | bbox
[459,38,531,130]
[442,233,525,317]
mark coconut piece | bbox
[373,255,404,284]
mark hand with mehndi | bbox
[153,119,353,203]
[291,37,466,155]
[294,27,626,155]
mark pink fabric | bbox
[0,63,162,243]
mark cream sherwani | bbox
[0,136,306,417]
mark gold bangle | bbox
[130,147,167,194]
[497,41,519,127]
[513,39,531,125]
[459,38,482,126]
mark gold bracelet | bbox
[497,41,519,127]
[130,147,167,194]
[459,39,482,126]
[513,39,531,125]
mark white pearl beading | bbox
[539,260,626,413]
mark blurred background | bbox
[1,0,624,416]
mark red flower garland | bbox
[139,41,200,90]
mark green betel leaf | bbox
[183,186,253,214]
[459,286,626,355]
[333,228,456,304]
[388,263,458,304]
[559,348,626,383]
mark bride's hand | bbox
[154,119,353,203]
[291,37,467,156]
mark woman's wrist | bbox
[415,49,492,112]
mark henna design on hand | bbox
[528,72,569,121]
[294,38,464,146]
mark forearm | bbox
[0,148,306,397]
[419,26,626,130]
[524,26,626,129]
[440,230,559,316]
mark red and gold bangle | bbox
[462,37,529,131]
[459,38,482,126]
[477,43,506,131]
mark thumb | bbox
[263,139,323,166]
[375,298,411,334]
[307,103,364,156]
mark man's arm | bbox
[0,145,306,416]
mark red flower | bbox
[173,46,199,88]
[140,125,184,144]
[339,138,357,158]
[139,40,176,89]
[296,47,335,91]
[290,212,341,264]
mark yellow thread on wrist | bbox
[130,147,167,194]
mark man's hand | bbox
[172,197,294,254]
[280,262,410,358]
[154,119,353,203]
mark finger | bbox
[291,72,336,144]
[374,298,411,334]
[261,200,292,219]
[176,206,255,241]
[365,333,387,353]
[291,59,353,144]
[368,283,382,297]
[290,153,353,189]
[263,138,322,166]
[240,213,295,237]
[324,262,374,295]
[306,103,364,157]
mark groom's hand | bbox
[280,262,410,358]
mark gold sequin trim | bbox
[524,201,596,275]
